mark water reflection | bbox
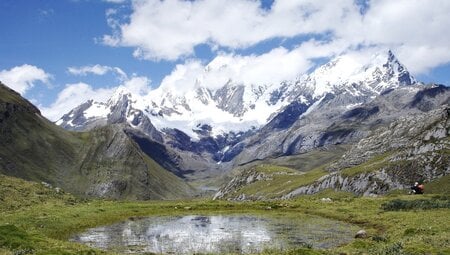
[71,215,356,254]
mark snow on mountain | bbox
[56,50,415,139]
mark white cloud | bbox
[103,0,450,75]
[103,0,359,61]
[159,45,317,94]
[67,64,128,81]
[121,75,152,96]
[354,0,450,74]
[40,0,450,121]
[41,82,116,121]
[41,75,151,121]
[0,64,51,95]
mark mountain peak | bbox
[56,49,418,138]
[304,50,416,98]
[383,49,415,86]
[107,86,133,106]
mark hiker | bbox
[410,182,424,194]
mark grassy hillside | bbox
[0,82,194,200]
[220,164,328,200]
[215,148,346,200]
[0,174,449,254]
[217,106,450,199]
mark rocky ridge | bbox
[0,82,194,200]
[283,105,449,198]
[56,51,420,178]
[213,90,449,199]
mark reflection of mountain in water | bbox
[71,215,358,254]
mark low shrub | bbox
[382,197,450,211]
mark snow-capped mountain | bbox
[54,49,450,186]
[57,50,415,140]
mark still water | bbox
[71,214,357,254]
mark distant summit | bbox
[57,50,416,139]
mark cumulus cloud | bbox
[103,0,450,74]
[355,0,450,74]
[0,64,51,95]
[41,82,115,121]
[41,76,151,121]
[121,75,151,96]
[67,64,128,81]
[159,46,316,94]
[103,0,360,61]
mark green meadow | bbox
[1,174,449,255]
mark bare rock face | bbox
[213,167,267,200]
[283,106,450,198]
[53,51,449,197]
[52,124,195,200]
[214,103,449,200]
[282,170,405,199]
[233,84,449,167]
[213,84,246,117]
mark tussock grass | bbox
[382,196,450,211]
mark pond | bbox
[71,214,358,254]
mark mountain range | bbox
[1,50,449,199]
[0,83,194,199]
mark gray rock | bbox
[355,230,368,239]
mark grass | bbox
[0,225,33,251]
[340,152,392,177]
[1,174,449,255]
[255,146,348,172]
[0,174,77,213]
[225,164,327,199]
[382,195,450,211]
[1,83,194,200]
[425,174,450,194]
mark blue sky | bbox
[0,0,449,120]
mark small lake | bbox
[71,214,358,254]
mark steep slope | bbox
[215,105,449,199]
[58,50,414,138]
[232,84,449,165]
[0,82,194,200]
[284,105,450,197]
[55,50,419,178]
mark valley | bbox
[1,1,450,254]
[1,50,449,254]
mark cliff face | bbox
[286,106,450,197]
[215,105,450,200]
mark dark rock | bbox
[264,101,309,130]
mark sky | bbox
[0,0,449,121]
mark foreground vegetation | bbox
[0,174,449,255]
